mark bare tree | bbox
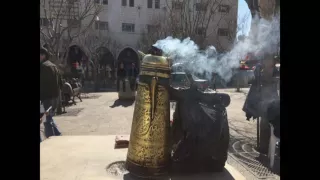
[77,27,122,89]
[40,0,103,64]
[236,12,251,38]
[79,28,122,60]
[138,0,238,51]
[137,14,170,52]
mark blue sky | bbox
[237,0,252,37]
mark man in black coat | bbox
[242,53,279,154]
[117,62,126,92]
[128,63,138,91]
[40,47,62,137]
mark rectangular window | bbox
[218,28,229,36]
[129,0,134,7]
[147,0,152,8]
[195,3,206,11]
[196,27,205,35]
[155,0,160,9]
[102,0,108,5]
[122,0,127,6]
[67,19,81,28]
[172,1,183,10]
[147,24,159,33]
[218,5,230,13]
[40,18,49,26]
[94,0,100,4]
[122,23,135,32]
[67,0,78,3]
[95,21,108,30]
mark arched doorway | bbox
[96,47,116,88]
[67,45,88,79]
[83,59,95,81]
[67,45,87,66]
[117,47,140,72]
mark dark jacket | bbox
[128,68,138,77]
[242,64,279,120]
[40,60,62,101]
[117,69,126,78]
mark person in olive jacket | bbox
[40,47,62,137]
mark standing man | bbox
[242,53,279,154]
[117,62,126,92]
[129,63,138,91]
[40,47,62,138]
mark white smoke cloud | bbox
[153,15,280,83]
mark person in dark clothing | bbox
[128,63,138,91]
[242,53,279,154]
[117,62,126,92]
[40,101,45,143]
[40,47,62,138]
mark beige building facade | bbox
[40,0,238,57]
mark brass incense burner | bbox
[126,51,171,178]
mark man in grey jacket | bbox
[40,47,62,138]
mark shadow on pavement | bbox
[106,161,236,180]
[110,99,135,108]
[83,88,118,93]
[123,167,236,180]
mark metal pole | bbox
[256,65,262,150]
[257,117,260,150]
[236,72,241,92]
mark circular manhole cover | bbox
[106,161,128,176]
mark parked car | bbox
[240,59,258,84]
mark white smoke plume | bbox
[153,15,280,82]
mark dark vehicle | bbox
[236,60,258,85]
[171,72,209,91]
[231,53,260,86]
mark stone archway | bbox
[96,47,115,69]
[117,47,140,71]
[67,45,88,79]
[68,45,87,66]
[96,47,116,87]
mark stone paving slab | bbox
[40,136,246,180]
[47,89,255,140]
[40,89,279,179]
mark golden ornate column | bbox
[126,53,171,178]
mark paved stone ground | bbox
[40,88,279,180]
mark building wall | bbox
[258,0,279,19]
[245,0,280,19]
[40,0,238,54]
